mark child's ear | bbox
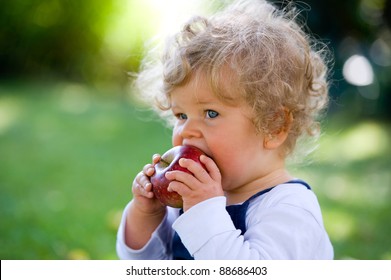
[263,108,293,150]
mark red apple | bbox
[150,145,206,208]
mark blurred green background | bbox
[0,0,390,260]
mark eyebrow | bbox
[193,95,219,105]
[196,100,217,105]
[171,100,217,110]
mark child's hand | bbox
[132,154,166,214]
[165,155,224,211]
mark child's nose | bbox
[180,119,202,139]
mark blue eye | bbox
[206,110,219,119]
[176,113,187,120]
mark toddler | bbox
[116,0,333,259]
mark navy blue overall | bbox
[172,180,311,260]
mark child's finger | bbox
[165,170,198,190]
[134,172,153,195]
[178,158,210,183]
[143,164,155,176]
[133,182,153,197]
[152,154,161,164]
[200,155,222,182]
[167,180,191,197]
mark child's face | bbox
[170,73,277,194]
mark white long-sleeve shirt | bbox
[116,182,333,259]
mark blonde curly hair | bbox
[135,0,331,157]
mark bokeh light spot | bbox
[343,55,374,86]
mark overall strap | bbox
[285,179,312,190]
[226,186,275,233]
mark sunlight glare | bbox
[145,0,207,36]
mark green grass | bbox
[1,81,390,259]
[0,81,172,259]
